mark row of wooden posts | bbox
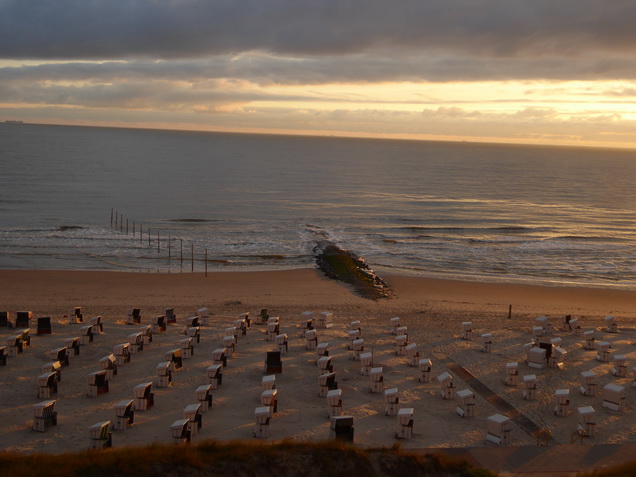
[110,208,210,276]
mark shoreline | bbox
[1,268,635,456]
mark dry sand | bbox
[1,269,635,454]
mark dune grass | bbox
[0,439,496,477]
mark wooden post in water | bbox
[140,224,143,242]
[133,222,135,235]
[126,219,129,235]
[120,216,123,233]
[180,239,183,268]
[115,211,118,229]
[157,231,160,253]
[205,249,208,277]
[168,236,171,260]
[110,208,113,227]
[148,230,151,247]
[191,243,194,273]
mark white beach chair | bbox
[317,355,334,374]
[596,341,612,362]
[113,343,131,366]
[405,343,420,366]
[527,347,547,369]
[505,362,518,386]
[461,321,473,340]
[170,419,191,444]
[223,336,235,357]
[370,367,384,393]
[114,399,135,430]
[262,374,276,391]
[195,384,213,412]
[305,329,317,350]
[359,351,373,376]
[535,315,550,335]
[316,341,329,358]
[184,403,202,436]
[127,332,143,354]
[396,408,414,439]
[577,406,596,438]
[456,389,475,417]
[276,333,288,353]
[579,371,596,396]
[213,348,227,367]
[395,334,408,355]
[260,389,278,415]
[99,354,118,380]
[89,421,112,448]
[481,333,493,353]
[611,355,627,377]
[604,315,618,333]
[79,325,94,345]
[319,372,337,397]
[523,375,537,400]
[207,364,223,389]
[437,372,455,399]
[584,330,595,350]
[266,322,279,341]
[384,388,399,416]
[327,389,343,418]
[486,414,511,445]
[156,361,172,388]
[253,406,271,438]
[390,317,400,335]
[133,382,154,411]
[351,338,364,360]
[317,311,333,329]
[554,389,570,416]
[38,372,58,399]
[418,358,432,383]
[32,400,57,432]
[602,383,625,412]
[179,337,194,359]
[86,370,109,397]
[140,325,153,345]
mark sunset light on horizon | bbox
[2,1,636,149]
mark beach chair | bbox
[16,311,32,328]
[317,311,333,329]
[317,355,334,374]
[612,355,627,377]
[38,372,58,399]
[569,317,581,335]
[596,341,612,362]
[265,322,279,341]
[79,324,94,345]
[561,315,572,332]
[253,407,271,438]
[347,329,361,350]
[37,317,52,335]
[0,346,6,366]
[165,308,177,324]
[196,307,210,326]
[406,343,420,367]
[456,389,476,417]
[396,408,414,439]
[156,361,172,388]
[481,333,493,353]
[33,400,57,432]
[133,382,154,411]
[207,363,223,389]
[50,347,69,366]
[327,388,343,418]
[170,419,191,444]
[17,327,30,348]
[196,384,213,412]
[418,358,432,383]
[527,346,547,369]
[262,374,276,391]
[549,346,567,369]
[152,315,167,333]
[234,317,247,336]
[7,335,22,357]
[351,338,364,360]
[127,308,141,325]
[87,370,109,397]
[256,308,268,325]
[330,415,354,442]
[505,362,518,386]
[276,333,288,353]
[461,321,473,340]
[305,329,317,350]
[224,325,238,345]
[531,326,544,342]
[68,307,82,324]
[184,403,203,436]
[165,348,183,371]
[0,311,11,327]
[384,388,399,416]
[265,351,282,374]
[179,337,194,359]
[300,311,314,337]
[437,372,456,400]
[579,371,596,396]
[395,334,408,356]
[486,414,511,445]
[185,316,199,329]
[583,330,595,350]
[319,372,338,397]
[390,317,400,335]
[212,348,227,368]
[370,367,384,393]
[114,400,135,430]
[128,332,144,354]
[90,315,104,333]
[89,421,112,449]
[523,375,537,400]
[316,342,329,358]
[349,320,362,334]
[186,326,200,346]
[554,389,570,416]
[260,388,278,415]
[113,343,131,366]
[223,336,235,357]
[140,325,153,345]
[65,336,80,359]
[535,315,550,335]
[602,383,625,412]
[359,351,373,376]
[575,406,596,440]
[604,315,618,333]
[99,354,118,379]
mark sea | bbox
[1,123,635,290]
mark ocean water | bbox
[1,123,635,289]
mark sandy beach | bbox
[1,269,635,454]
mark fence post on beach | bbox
[180,239,183,268]
[133,221,135,235]
[205,249,208,277]
[508,305,512,320]
[140,224,143,242]
[110,208,113,227]
[168,236,171,261]
[148,230,151,247]
[191,243,194,273]
[126,219,129,235]
[157,231,160,253]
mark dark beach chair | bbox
[264,351,282,374]
[87,370,109,397]
[114,399,135,430]
[330,416,354,442]
[16,311,32,328]
[37,317,52,335]
[127,308,141,325]
[32,400,57,432]
[89,421,113,449]
[165,308,176,324]
[0,346,6,366]
[0,312,10,327]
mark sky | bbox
[2,0,636,149]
